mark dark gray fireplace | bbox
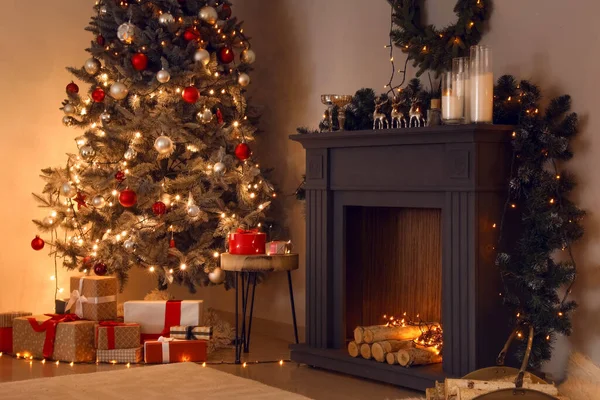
[290,125,513,391]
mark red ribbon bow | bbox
[160,300,182,337]
[97,321,137,350]
[236,228,259,234]
[27,314,80,359]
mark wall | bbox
[2,0,599,376]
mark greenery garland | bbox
[388,0,492,76]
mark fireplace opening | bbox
[345,206,443,356]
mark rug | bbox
[0,363,311,400]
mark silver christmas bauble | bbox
[100,111,111,124]
[80,145,96,160]
[124,147,137,160]
[198,109,213,123]
[84,57,101,75]
[154,135,174,155]
[238,72,250,87]
[208,267,226,284]
[158,12,175,25]
[62,116,74,126]
[199,6,218,25]
[241,49,256,64]
[123,239,136,252]
[43,216,55,227]
[156,69,171,84]
[60,182,77,198]
[194,49,211,66]
[91,195,106,208]
[110,82,129,100]
[213,162,226,174]
[63,104,76,116]
[187,204,201,218]
[117,22,136,44]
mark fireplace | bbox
[290,125,513,391]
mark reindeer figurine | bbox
[409,101,426,127]
[391,96,407,128]
[373,97,390,130]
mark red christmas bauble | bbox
[183,27,201,41]
[119,188,138,207]
[92,87,106,102]
[216,108,224,124]
[218,46,235,64]
[82,256,94,268]
[182,86,200,103]
[152,201,167,216]
[235,143,251,161]
[115,171,126,182]
[131,53,148,71]
[220,4,232,19]
[31,236,45,251]
[66,82,79,94]
[93,262,108,276]
[97,35,105,46]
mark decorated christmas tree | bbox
[31,0,275,292]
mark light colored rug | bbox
[0,363,311,400]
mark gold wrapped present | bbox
[0,312,32,328]
[96,322,141,350]
[12,315,96,362]
[190,326,212,340]
[68,276,118,321]
[97,347,143,364]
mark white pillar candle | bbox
[470,72,494,123]
[442,94,464,122]
[464,77,471,123]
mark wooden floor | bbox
[0,334,422,399]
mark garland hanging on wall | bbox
[388,0,492,76]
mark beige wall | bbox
[2,0,600,375]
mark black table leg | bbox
[287,271,299,344]
[245,272,258,352]
[234,271,240,364]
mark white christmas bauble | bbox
[123,239,136,252]
[156,69,171,84]
[84,58,101,75]
[63,104,76,116]
[199,6,218,25]
[62,116,74,126]
[100,111,111,124]
[154,135,174,154]
[91,195,106,208]
[194,49,211,66]
[110,82,129,100]
[213,162,226,174]
[158,12,175,25]
[117,22,136,44]
[238,72,250,87]
[124,147,137,160]
[43,216,55,227]
[241,49,256,64]
[80,145,95,160]
[187,204,201,218]
[198,109,213,123]
[208,267,226,284]
[60,182,77,198]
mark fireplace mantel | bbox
[289,125,514,390]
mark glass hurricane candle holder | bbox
[441,71,464,124]
[470,45,493,123]
[453,57,470,123]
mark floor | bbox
[0,334,422,400]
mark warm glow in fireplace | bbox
[382,313,443,356]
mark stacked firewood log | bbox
[348,325,442,367]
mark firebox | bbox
[290,125,514,391]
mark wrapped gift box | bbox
[12,315,96,362]
[169,326,212,340]
[97,347,143,364]
[124,300,203,342]
[144,339,207,364]
[0,311,32,353]
[96,322,141,350]
[68,276,118,321]
[228,229,266,255]
[266,241,292,255]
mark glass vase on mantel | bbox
[470,45,494,124]
[441,58,468,124]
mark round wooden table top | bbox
[220,253,299,272]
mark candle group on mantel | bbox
[441,45,493,125]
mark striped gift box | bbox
[190,326,212,340]
[0,312,32,328]
[96,347,143,364]
[169,326,191,340]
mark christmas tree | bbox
[31,0,275,292]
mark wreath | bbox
[389,0,492,76]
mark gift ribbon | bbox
[157,336,174,364]
[97,321,137,350]
[27,314,79,359]
[160,300,182,337]
[66,277,117,318]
